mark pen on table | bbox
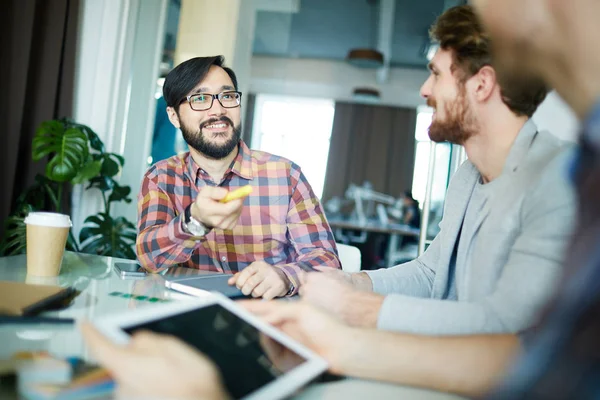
[0,316,75,325]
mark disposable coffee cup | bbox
[24,212,72,277]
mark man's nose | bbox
[420,76,433,99]
[208,97,226,116]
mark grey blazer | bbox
[366,120,576,335]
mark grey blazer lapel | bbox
[461,195,491,298]
[503,120,539,174]
[432,161,480,298]
[458,120,538,298]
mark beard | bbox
[180,116,242,160]
[427,87,478,145]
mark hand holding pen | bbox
[190,185,253,231]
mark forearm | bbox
[136,216,200,272]
[339,290,384,328]
[332,329,519,397]
[365,260,435,297]
[351,272,373,291]
[284,165,341,293]
[281,248,341,294]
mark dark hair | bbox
[430,5,548,118]
[162,56,238,110]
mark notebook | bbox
[0,281,76,316]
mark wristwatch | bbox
[182,204,209,237]
[283,276,295,296]
[284,282,295,296]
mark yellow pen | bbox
[220,185,253,203]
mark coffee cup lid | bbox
[24,212,72,228]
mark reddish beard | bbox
[427,87,478,145]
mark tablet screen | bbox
[123,304,307,398]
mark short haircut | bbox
[430,5,548,118]
[163,56,238,110]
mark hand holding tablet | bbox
[81,322,227,400]
[88,295,327,400]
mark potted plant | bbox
[0,119,137,259]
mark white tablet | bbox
[91,294,328,400]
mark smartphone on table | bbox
[114,262,147,279]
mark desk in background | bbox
[0,252,462,400]
[328,218,420,268]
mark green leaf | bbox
[81,126,104,152]
[78,212,137,259]
[66,229,80,252]
[100,154,121,177]
[87,176,114,192]
[72,159,103,185]
[13,175,55,211]
[108,183,132,204]
[83,214,104,226]
[31,121,64,161]
[0,206,29,256]
[112,154,125,167]
[33,122,90,182]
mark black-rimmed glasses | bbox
[181,91,242,111]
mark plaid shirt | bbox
[136,141,340,293]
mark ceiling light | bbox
[346,48,385,68]
[353,87,381,102]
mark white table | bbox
[0,252,464,400]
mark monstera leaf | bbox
[14,174,59,211]
[100,153,125,178]
[79,213,137,259]
[79,123,105,152]
[108,181,132,204]
[32,120,89,182]
[72,155,103,185]
[0,205,31,256]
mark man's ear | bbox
[166,106,181,128]
[471,65,497,102]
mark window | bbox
[411,107,434,205]
[251,95,335,199]
[412,106,456,239]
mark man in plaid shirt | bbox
[136,56,341,299]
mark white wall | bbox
[532,91,580,142]
[250,56,429,108]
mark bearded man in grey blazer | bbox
[300,6,576,336]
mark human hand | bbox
[241,300,353,374]
[300,271,382,327]
[299,270,356,314]
[228,261,291,300]
[192,186,244,230]
[311,266,373,291]
[312,266,354,285]
[80,322,228,400]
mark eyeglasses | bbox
[181,91,242,111]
